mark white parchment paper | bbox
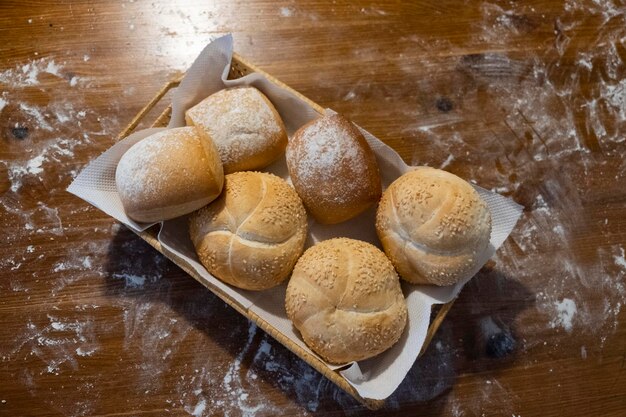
[68,34,523,401]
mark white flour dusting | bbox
[614,246,626,269]
[0,48,127,417]
[4,315,99,375]
[186,87,284,171]
[113,273,147,288]
[279,7,294,17]
[187,398,206,417]
[19,103,53,130]
[210,324,277,416]
[286,114,372,206]
[0,58,64,87]
[550,299,577,333]
[0,93,7,112]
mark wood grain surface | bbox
[1,1,625,416]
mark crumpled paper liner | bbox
[68,34,523,401]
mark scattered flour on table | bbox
[195,324,280,417]
[614,246,626,269]
[186,398,206,417]
[279,7,294,17]
[2,314,100,375]
[174,320,359,416]
[550,299,577,333]
[0,58,62,87]
[1,53,119,247]
[113,273,147,288]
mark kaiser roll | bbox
[285,238,408,364]
[376,167,492,286]
[189,171,307,290]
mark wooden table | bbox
[1,1,625,415]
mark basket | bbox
[116,52,455,410]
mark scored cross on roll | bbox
[376,167,492,286]
[285,238,408,364]
[189,171,308,291]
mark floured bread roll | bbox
[376,167,492,286]
[285,238,408,364]
[185,86,288,174]
[189,171,307,290]
[115,127,223,223]
[286,114,382,224]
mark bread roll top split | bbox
[115,127,224,223]
[286,114,382,224]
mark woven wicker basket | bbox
[117,53,455,410]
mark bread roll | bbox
[189,171,307,290]
[376,167,492,286]
[185,87,288,174]
[285,238,408,364]
[286,114,382,224]
[115,127,223,223]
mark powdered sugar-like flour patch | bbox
[551,299,577,332]
[113,273,146,288]
[0,58,64,87]
[186,398,206,417]
[614,246,626,269]
[0,93,7,112]
[279,7,294,17]
[216,324,276,416]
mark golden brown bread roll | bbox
[189,171,307,290]
[285,238,408,364]
[376,167,492,286]
[285,114,382,224]
[185,86,288,174]
[115,127,223,223]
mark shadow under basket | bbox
[117,52,455,410]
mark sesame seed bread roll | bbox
[286,114,382,224]
[376,167,492,286]
[189,171,307,291]
[115,127,224,223]
[285,238,408,364]
[185,86,288,174]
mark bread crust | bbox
[286,114,382,224]
[115,127,224,223]
[285,238,408,364]
[376,167,492,286]
[185,86,288,174]
[189,171,308,290]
